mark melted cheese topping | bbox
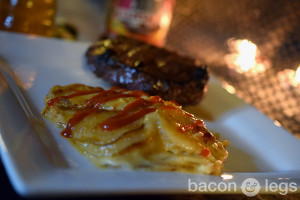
[42,84,229,175]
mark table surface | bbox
[1,0,300,199]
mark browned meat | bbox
[85,36,209,105]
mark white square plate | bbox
[0,31,300,197]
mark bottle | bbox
[0,0,56,37]
[106,0,175,47]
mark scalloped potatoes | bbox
[42,84,229,175]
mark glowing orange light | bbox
[235,40,257,72]
[277,66,300,88]
[295,66,300,83]
[160,14,171,28]
[225,38,270,74]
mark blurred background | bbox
[0,0,299,137]
[166,0,300,138]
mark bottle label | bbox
[108,0,174,46]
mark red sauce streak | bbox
[183,111,196,118]
[61,108,95,138]
[175,111,215,142]
[48,87,161,137]
[101,107,157,131]
[47,89,103,106]
[48,86,212,140]
[94,93,142,109]
[100,98,158,131]
[85,90,118,107]
[200,148,210,157]
[177,119,204,133]
[149,96,162,103]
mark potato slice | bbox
[157,107,204,154]
[71,110,145,145]
[157,106,228,162]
